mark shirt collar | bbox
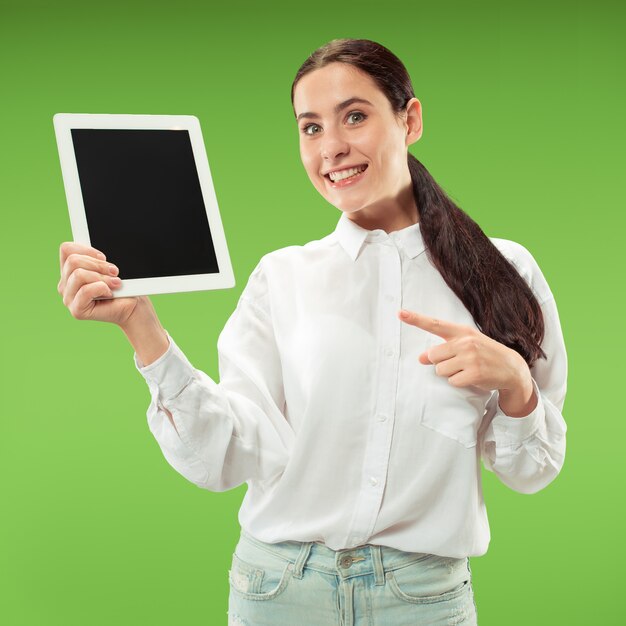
[333,211,426,262]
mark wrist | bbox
[119,300,169,367]
[498,373,537,417]
[119,297,158,332]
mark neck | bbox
[344,176,419,233]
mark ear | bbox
[404,97,423,146]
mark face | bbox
[293,62,423,226]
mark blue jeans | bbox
[228,529,478,625]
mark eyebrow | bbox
[296,97,374,122]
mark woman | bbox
[57,38,568,625]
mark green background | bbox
[1,0,623,624]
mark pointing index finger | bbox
[397,309,463,340]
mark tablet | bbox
[53,113,235,298]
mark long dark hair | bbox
[291,38,547,368]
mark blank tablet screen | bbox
[71,129,219,279]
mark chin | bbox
[336,201,369,214]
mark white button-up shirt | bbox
[134,212,568,558]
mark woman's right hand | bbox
[58,242,148,327]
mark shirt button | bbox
[385,348,394,357]
[377,414,387,422]
[369,476,378,486]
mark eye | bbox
[300,110,368,136]
[301,123,321,136]
[347,111,367,125]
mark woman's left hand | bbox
[397,309,537,417]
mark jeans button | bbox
[340,555,354,568]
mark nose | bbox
[320,129,350,162]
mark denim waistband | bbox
[238,528,467,583]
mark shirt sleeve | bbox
[477,290,568,495]
[133,259,294,492]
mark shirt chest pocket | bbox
[418,355,493,449]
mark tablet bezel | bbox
[53,113,235,298]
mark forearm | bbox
[119,300,169,367]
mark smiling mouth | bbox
[324,163,369,182]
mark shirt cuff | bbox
[133,331,196,401]
[491,377,545,445]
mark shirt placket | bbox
[346,237,402,547]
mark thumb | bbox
[418,350,433,365]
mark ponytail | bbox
[407,153,546,367]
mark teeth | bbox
[329,164,366,181]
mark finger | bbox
[68,280,113,320]
[418,341,453,365]
[60,254,111,295]
[432,355,464,379]
[446,370,474,388]
[59,254,118,295]
[398,309,466,340]
[418,351,431,365]
[63,267,120,307]
[59,242,106,274]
